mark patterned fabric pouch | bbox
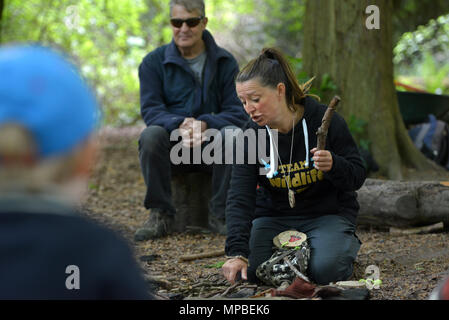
[256,230,311,287]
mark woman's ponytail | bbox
[236,47,318,112]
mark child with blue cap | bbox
[0,45,154,299]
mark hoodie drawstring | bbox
[265,125,277,179]
[264,118,309,178]
[302,118,309,168]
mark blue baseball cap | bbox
[0,44,100,158]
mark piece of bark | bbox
[316,96,341,150]
[357,179,449,228]
[179,249,225,262]
[389,222,444,235]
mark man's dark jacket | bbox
[139,29,247,132]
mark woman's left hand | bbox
[310,148,333,172]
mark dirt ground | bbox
[83,126,449,300]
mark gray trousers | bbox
[248,214,361,285]
[138,125,237,220]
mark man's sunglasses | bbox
[170,16,204,28]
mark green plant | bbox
[204,261,225,269]
[394,13,449,95]
[420,52,449,94]
[347,114,370,151]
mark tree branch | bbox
[316,96,341,150]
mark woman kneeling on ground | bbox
[222,48,366,285]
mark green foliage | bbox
[394,13,449,95]
[1,0,306,127]
[203,261,225,269]
[1,0,166,126]
[419,52,449,94]
[3,0,448,127]
[392,0,449,42]
[347,115,370,151]
[315,74,337,95]
[88,183,99,190]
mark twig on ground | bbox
[221,280,243,297]
[179,249,225,262]
[202,287,228,298]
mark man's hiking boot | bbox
[134,209,174,241]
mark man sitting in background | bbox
[135,0,247,241]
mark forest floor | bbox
[83,126,449,300]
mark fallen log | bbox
[389,222,444,235]
[356,179,449,228]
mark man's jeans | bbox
[138,125,237,220]
[248,214,361,285]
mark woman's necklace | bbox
[272,116,296,208]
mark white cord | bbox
[265,125,277,179]
[302,118,309,168]
[265,117,308,178]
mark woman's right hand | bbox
[222,258,248,284]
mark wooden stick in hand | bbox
[316,96,341,150]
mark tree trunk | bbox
[302,0,444,180]
[356,179,449,228]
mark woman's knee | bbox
[305,215,361,284]
[309,237,360,284]
[308,255,354,285]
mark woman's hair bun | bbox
[261,48,276,60]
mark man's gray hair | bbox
[169,0,205,17]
